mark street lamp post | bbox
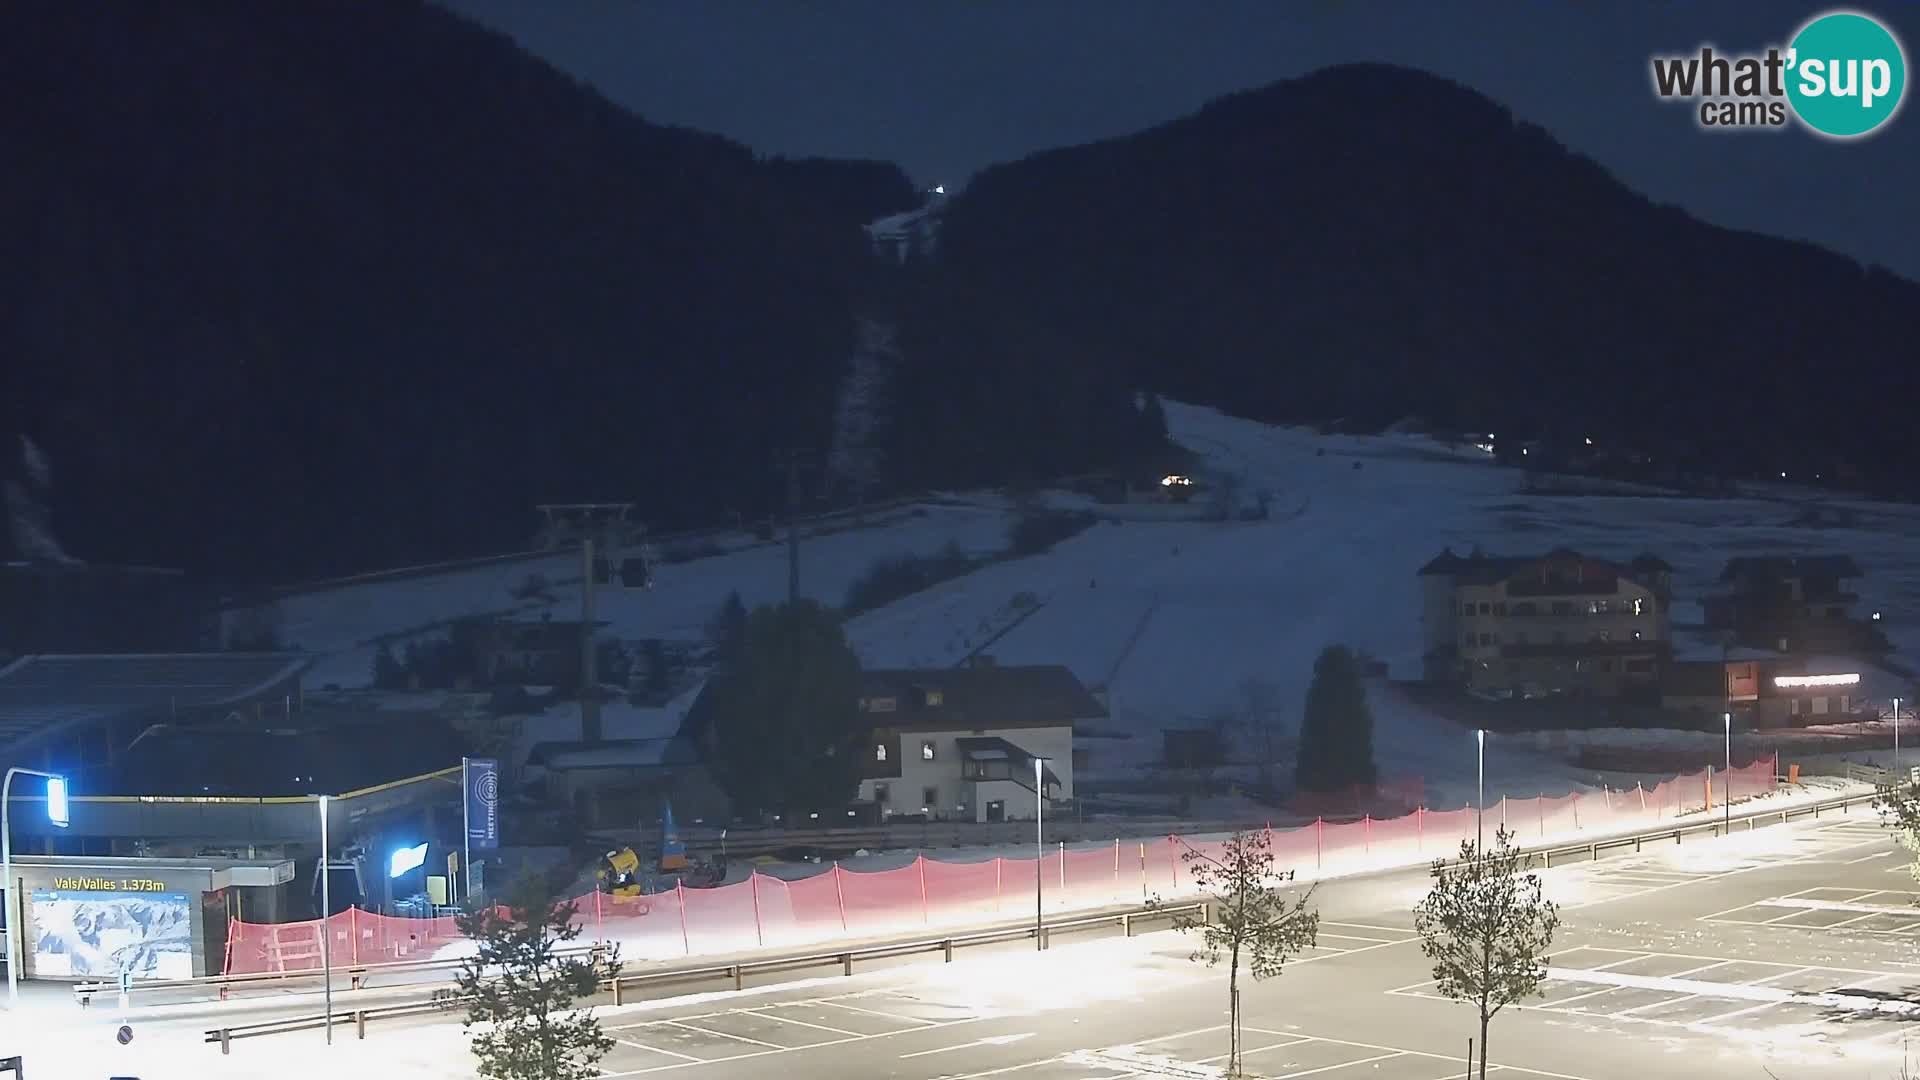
[1035,756,1045,952]
[1475,729,1485,852]
[1895,698,1903,784]
[1723,712,1732,835]
[318,794,332,1044]
[3,768,70,1009]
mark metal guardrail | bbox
[203,902,1207,1052]
[1526,786,1882,869]
[76,944,599,1006]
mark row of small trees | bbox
[1159,825,1558,1079]
[456,822,1559,1080]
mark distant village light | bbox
[1160,474,1193,487]
[1584,437,1593,445]
[1773,673,1860,688]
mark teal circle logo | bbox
[1786,11,1907,138]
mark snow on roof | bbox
[508,691,700,770]
[0,652,313,751]
[532,738,692,771]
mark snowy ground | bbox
[264,400,1920,808]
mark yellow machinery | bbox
[597,847,644,897]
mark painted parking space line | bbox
[608,1036,706,1063]
[747,1009,864,1038]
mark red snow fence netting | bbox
[221,756,1783,974]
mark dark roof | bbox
[0,652,311,754]
[858,665,1106,730]
[1718,555,1863,582]
[954,735,1062,787]
[108,716,462,797]
[1418,548,1664,589]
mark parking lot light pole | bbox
[1723,712,1732,835]
[1035,756,1045,952]
[4,768,70,1009]
[318,794,332,1044]
[1476,729,1485,852]
[1895,698,1902,783]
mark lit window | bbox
[921,741,936,761]
[875,743,887,763]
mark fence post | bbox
[1138,842,1147,900]
[750,872,764,948]
[350,907,359,968]
[834,864,849,932]
[917,856,929,924]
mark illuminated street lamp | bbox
[1035,755,1046,952]
[3,769,70,1008]
[1476,729,1485,852]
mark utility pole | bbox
[535,503,641,744]
[773,451,814,604]
[582,536,598,742]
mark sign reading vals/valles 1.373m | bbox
[50,876,172,892]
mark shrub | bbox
[1006,511,1094,556]
[843,542,976,615]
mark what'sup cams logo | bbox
[1651,9,1907,138]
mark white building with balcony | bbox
[853,660,1099,823]
[1419,548,1673,697]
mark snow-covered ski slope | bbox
[272,400,1920,799]
[281,500,1016,688]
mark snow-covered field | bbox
[264,400,1920,804]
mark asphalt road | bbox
[20,806,1920,1079]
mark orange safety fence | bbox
[222,755,1781,974]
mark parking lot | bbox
[1391,944,1920,1050]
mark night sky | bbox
[441,0,1920,280]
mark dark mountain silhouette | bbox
[7,21,1915,589]
[0,2,921,580]
[934,62,1920,490]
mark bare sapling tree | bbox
[1875,773,1920,887]
[1151,828,1319,1077]
[1412,826,1560,1080]
[455,877,621,1080]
